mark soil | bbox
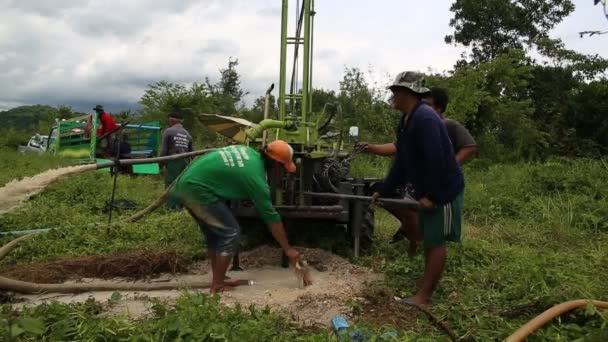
[353,286,417,328]
[1,249,190,283]
[9,246,384,327]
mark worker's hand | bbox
[419,197,436,210]
[370,192,381,209]
[285,248,313,287]
[354,142,370,152]
[285,247,301,264]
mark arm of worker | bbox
[446,119,477,166]
[364,143,397,156]
[245,175,301,263]
[456,146,478,165]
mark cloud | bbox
[0,0,602,113]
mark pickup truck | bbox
[17,134,49,154]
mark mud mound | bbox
[238,245,367,275]
[12,246,384,327]
[217,246,382,327]
[1,249,190,283]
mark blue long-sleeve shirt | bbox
[380,102,464,205]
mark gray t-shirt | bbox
[160,123,193,156]
[444,118,476,153]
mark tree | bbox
[209,57,249,114]
[429,50,542,160]
[242,94,277,123]
[0,105,58,132]
[139,81,219,146]
[535,37,608,80]
[445,0,575,64]
[570,81,608,156]
[338,67,397,142]
[57,105,75,120]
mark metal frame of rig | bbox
[204,0,400,264]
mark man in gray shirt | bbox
[160,111,193,210]
[425,87,477,165]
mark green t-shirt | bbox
[174,145,280,224]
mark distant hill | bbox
[0,105,90,132]
[0,105,59,132]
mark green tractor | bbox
[201,0,387,259]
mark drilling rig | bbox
[200,0,416,259]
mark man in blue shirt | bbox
[370,71,465,308]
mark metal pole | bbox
[278,0,289,121]
[231,252,243,271]
[107,130,123,225]
[303,192,419,208]
[352,179,364,258]
[309,0,315,114]
[262,83,275,147]
[301,0,311,123]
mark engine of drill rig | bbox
[314,157,350,192]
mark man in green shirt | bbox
[172,140,307,293]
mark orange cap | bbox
[264,140,296,173]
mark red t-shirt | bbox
[97,112,119,136]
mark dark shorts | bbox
[183,201,241,256]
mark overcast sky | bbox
[1,0,607,113]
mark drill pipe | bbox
[95,148,216,169]
[303,192,419,208]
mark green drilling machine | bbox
[200,0,413,263]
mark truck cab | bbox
[17,134,49,154]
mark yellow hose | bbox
[506,299,608,342]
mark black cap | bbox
[169,111,183,120]
[93,105,104,111]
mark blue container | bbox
[331,315,350,335]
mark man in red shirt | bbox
[86,105,120,157]
[93,105,119,136]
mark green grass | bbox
[1,150,607,341]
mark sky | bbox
[0,0,607,113]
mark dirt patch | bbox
[1,249,190,283]
[12,246,383,326]
[353,286,417,328]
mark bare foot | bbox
[223,279,243,287]
[405,294,431,310]
[210,284,236,294]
